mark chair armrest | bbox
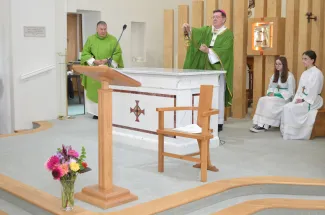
[202,109,219,117]
[156,107,198,112]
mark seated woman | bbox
[280,50,324,140]
[250,56,296,133]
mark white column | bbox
[0,0,14,134]
[56,0,68,116]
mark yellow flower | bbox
[70,162,80,172]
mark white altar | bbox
[109,68,226,154]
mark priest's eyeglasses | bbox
[211,16,223,20]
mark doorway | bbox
[66,13,85,116]
[65,10,101,117]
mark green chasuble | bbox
[80,33,124,103]
[183,26,234,107]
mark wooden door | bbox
[67,14,78,62]
[67,13,83,92]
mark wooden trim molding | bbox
[212,198,325,215]
[1,174,325,215]
[0,121,52,138]
[20,65,55,80]
[0,174,88,215]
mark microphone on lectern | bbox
[107,24,127,67]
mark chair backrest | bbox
[197,85,214,133]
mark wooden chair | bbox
[156,85,219,182]
[310,108,325,139]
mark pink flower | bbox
[68,149,79,158]
[60,163,69,176]
[45,155,60,171]
[52,167,64,180]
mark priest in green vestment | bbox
[80,21,124,119]
[182,9,234,131]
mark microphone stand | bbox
[107,25,127,67]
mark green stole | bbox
[80,33,124,103]
[183,26,234,107]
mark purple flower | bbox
[56,152,64,160]
[62,145,70,157]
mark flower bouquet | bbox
[45,145,91,211]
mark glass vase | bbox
[60,179,75,211]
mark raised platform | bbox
[2,174,325,215]
[1,116,325,214]
[0,121,52,138]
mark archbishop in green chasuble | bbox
[182,9,234,130]
[80,21,124,118]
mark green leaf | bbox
[79,167,91,174]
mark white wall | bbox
[101,0,168,68]
[10,0,57,130]
[66,0,198,68]
[80,10,101,46]
[0,0,14,134]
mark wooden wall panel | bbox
[206,0,218,26]
[232,0,248,118]
[310,0,325,101]
[251,0,267,115]
[297,0,312,82]
[163,9,174,68]
[264,56,278,93]
[323,1,325,99]
[177,5,189,69]
[267,0,282,17]
[264,0,282,93]
[311,0,324,71]
[253,56,265,104]
[192,0,204,28]
[219,0,233,30]
[254,0,267,18]
[285,0,300,80]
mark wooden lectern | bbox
[72,65,140,209]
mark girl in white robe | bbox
[250,56,296,132]
[280,50,324,140]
